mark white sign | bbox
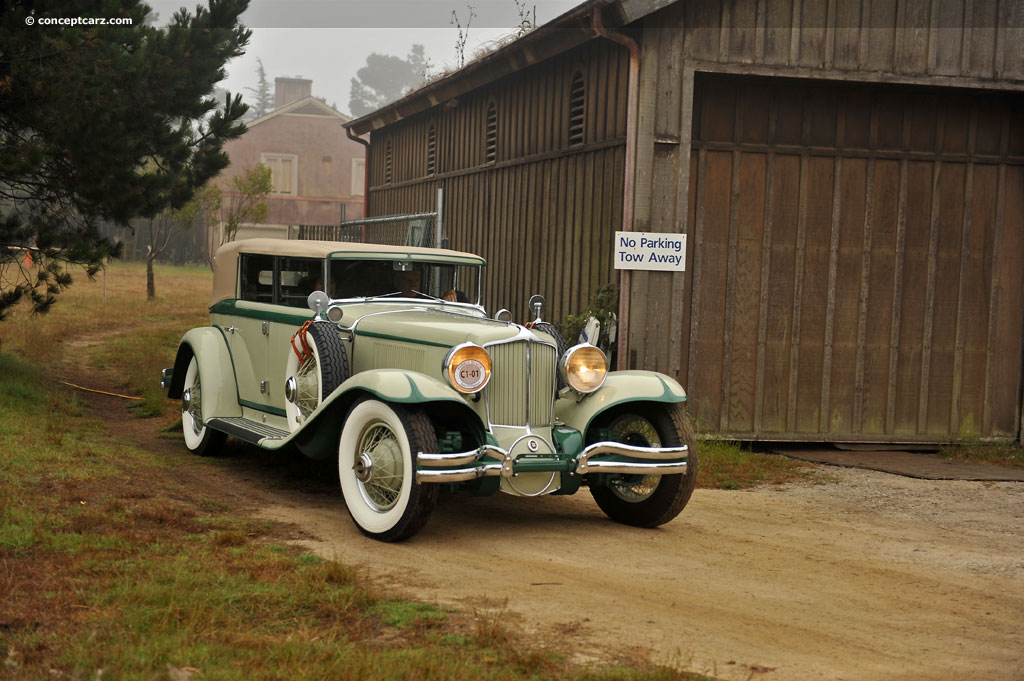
[614,231,686,271]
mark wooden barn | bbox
[344,0,1024,444]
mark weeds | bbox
[941,441,1024,469]
[697,439,814,490]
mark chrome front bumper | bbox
[416,441,688,483]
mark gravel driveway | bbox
[259,463,1024,681]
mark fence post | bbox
[436,187,444,248]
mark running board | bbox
[207,417,290,444]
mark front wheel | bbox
[588,404,698,527]
[337,399,438,542]
[181,356,226,457]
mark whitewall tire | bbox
[337,398,438,542]
[284,323,348,432]
[181,356,225,456]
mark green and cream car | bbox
[164,238,697,541]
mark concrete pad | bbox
[772,447,1024,481]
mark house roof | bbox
[247,95,351,129]
[344,0,666,136]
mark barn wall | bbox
[359,0,1024,441]
[366,39,629,322]
[628,0,1024,440]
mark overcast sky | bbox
[149,0,580,117]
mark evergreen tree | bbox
[245,58,273,118]
[0,0,251,323]
[349,45,430,118]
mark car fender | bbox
[554,370,687,435]
[167,327,242,422]
[292,369,484,460]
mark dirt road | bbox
[71,368,1022,681]
[253,465,1023,681]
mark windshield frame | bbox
[325,253,486,311]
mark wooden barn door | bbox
[684,74,1024,442]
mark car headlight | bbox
[560,344,608,394]
[443,343,491,393]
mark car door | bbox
[228,253,274,410]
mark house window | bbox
[351,158,365,196]
[485,102,497,164]
[385,141,393,184]
[259,152,298,195]
[427,125,436,176]
[569,71,585,147]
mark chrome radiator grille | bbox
[485,340,557,427]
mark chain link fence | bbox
[293,213,438,248]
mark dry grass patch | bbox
[1,262,211,417]
[696,439,818,490]
[941,440,1024,469]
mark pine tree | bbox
[0,0,252,323]
[246,58,274,119]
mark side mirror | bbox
[528,294,546,323]
[307,291,330,319]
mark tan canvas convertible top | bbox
[210,238,486,305]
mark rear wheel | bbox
[588,404,698,527]
[181,356,226,456]
[337,399,438,542]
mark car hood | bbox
[349,305,527,347]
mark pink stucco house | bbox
[219,77,365,240]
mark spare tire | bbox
[284,322,349,432]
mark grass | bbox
[941,440,1024,469]
[1,262,714,681]
[696,439,817,490]
[1,262,212,417]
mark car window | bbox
[329,259,481,304]
[278,257,323,307]
[240,254,274,302]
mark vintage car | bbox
[163,238,697,541]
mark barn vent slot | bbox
[569,71,585,147]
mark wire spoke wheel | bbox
[180,356,225,457]
[356,421,404,511]
[187,371,203,436]
[588,404,698,528]
[294,355,321,419]
[607,415,662,503]
[338,399,439,542]
[284,323,348,433]
[610,474,661,502]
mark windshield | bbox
[328,259,482,305]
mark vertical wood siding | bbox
[366,40,629,322]
[359,0,1024,442]
[682,75,1023,440]
[666,0,1024,82]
